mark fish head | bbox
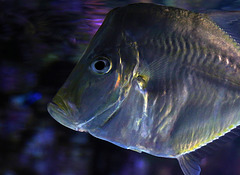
[47,7,139,132]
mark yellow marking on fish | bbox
[177,124,236,155]
[143,91,148,115]
[157,100,173,133]
[114,73,121,90]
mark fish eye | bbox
[90,56,112,74]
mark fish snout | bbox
[47,96,82,131]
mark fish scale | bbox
[171,74,240,148]
[146,34,239,90]
[48,3,240,175]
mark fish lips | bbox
[47,97,123,132]
[47,102,81,131]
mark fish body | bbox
[48,3,240,175]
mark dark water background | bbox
[1,0,240,175]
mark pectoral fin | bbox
[177,154,201,175]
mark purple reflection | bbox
[20,128,55,163]
[120,153,149,175]
[0,64,37,93]
[2,106,32,135]
[83,0,110,35]
[0,66,18,92]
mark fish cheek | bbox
[79,72,120,116]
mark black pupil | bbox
[95,60,106,71]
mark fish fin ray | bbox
[207,11,240,44]
[177,154,201,175]
[139,58,169,80]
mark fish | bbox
[47,3,240,175]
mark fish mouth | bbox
[47,102,81,131]
[47,101,98,132]
[47,93,124,132]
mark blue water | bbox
[1,0,240,175]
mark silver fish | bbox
[48,3,240,175]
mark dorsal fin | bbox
[177,125,240,175]
[207,11,240,44]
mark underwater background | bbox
[1,0,240,175]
